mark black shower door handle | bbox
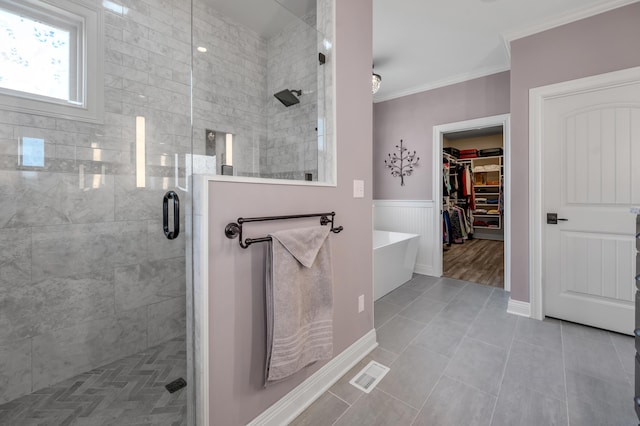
[163,191,180,240]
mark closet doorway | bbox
[432,114,511,292]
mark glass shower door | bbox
[0,0,194,424]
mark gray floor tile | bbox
[333,388,417,426]
[568,399,638,426]
[491,379,568,426]
[397,296,447,324]
[329,348,397,405]
[437,298,483,325]
[561,320,612,346]
[376,316,425,354]
[376,345,449,409]
[467,308,517,349]
[514,317,562,350]
[412,315,469,358]
[422,280,466,303]
[610,331,635,375]
[374,300,402,329]
[501,341,566,402]
[403,274,439,294]
[444,337,507,396]
[290,284,637,426]
[563,331,629,387]
[328,359,369,405]
[565,368,636,426]
[413,376,495,426]
[370,346,400,366]
[289,392,349,426]
[379,286,424,308]
[454,282,494,306]
[484,289,510,312]
[438,277,469,288]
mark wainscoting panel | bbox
[373,200,437,276]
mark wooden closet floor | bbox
[443,238,504,288]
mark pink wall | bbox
[509,2,640,301]
[373,72,510,200]
[206,0,373,424]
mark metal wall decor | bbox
[384,139,419,186]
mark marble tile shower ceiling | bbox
[0,0,192,405]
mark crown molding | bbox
[373,0,639,104]
[501,0,640,56]
[373,64,510,104]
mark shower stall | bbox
[0,0,195,423]
[0,0,331,423]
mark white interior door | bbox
[542,78,640,335]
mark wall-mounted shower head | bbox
[274,89,302,107]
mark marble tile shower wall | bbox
[0,0,192,405]
[263,11,319,180]
[191,1,267,178]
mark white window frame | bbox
[0,0,103,123]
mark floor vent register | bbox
[348,361,390,393]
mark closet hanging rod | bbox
[224,212,344,249]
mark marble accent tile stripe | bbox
[0,156,186,177]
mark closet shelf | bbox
[474,185,500,188]
[471,155,503,160]
[474,225,502,230]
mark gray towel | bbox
[265,226,333,384]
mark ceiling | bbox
[372,0,636,102]
[445,126,503,140]
[206,0,316,39]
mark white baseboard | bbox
[247,329,378,426]
[507,298,531,317]
[414,264,435,276]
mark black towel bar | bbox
[224,212,343,249]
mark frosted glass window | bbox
[0,8,71,100]
[0,0,102,123]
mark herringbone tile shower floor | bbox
[0,337,187,426]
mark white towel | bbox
[265,226,333,384]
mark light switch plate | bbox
[353,180,364,198]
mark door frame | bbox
[529,66,640,321]
[432,114,511,292]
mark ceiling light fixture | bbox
[372,66,382,94]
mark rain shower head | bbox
[274,89,302,107]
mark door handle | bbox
[163,191,180,240]
[547,213,568,224]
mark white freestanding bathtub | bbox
[373,230,420,301]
